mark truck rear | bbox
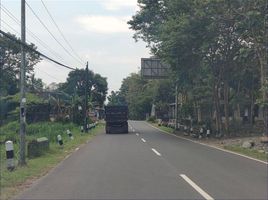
[104,105,128,134]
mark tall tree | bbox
[0,32,41,96]
[59,69,108,107]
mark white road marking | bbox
[180,174,214,200]
[151,148,161,156]
[75,147,79,151]
[133,129,136,132]
[136,133,139,136]
[146,122,268,165]
[141,138,146,143]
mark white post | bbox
[80,126,84,133]
[67,129,74,140]
[57,135,63,146]
[5,141,15,171]
[206,129,211,138]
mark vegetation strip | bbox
[148,122,267,164]
[0,122,104,200]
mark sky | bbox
[0,0,150,94]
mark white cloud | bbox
[75,15,131,34]
[100,0,138,11]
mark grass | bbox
[149,122,174,133]
[224,145,268,162]
[148,121,268,162]
[0,121,104,200]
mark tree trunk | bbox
[213,81,222,136]
[236,80,241,121]
[256,47,268,135]
[197,105,202,123]
[250,92,254,126]
[223,80,229,135]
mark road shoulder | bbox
[147,122,268,165]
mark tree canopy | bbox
[0,32,41,96]
[123,0,267,135]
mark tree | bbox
[128,0,266,136]
[0,32,41,96]
[59,69,108,107]
[107,91,126,106]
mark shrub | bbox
[147,116,156,123]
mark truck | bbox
[104,105,128,134]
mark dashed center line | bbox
[141,138,146,143]
[151,148,161,156]
[136,133,139,136]
[180,174,214,200]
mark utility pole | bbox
[84,62,89,133]
[175,83,178,130]
[19,0,26,166]
[174,56,179,131]
[265,0,268,136]
[0,0,3,125]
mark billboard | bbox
[141,58,170,79]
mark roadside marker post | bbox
[67,129,74,140]
[206,129,211,138]
[57,135,63,147]
[80,126,84,133]
[5,141,15,171]
[190,127,193,134]
[199,127,204,138]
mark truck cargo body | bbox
[104,106,128,134]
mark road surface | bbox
[16,121,268,200]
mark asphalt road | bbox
[16,121,268,200]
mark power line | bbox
[37,67,63,82]
[0,4,66,62]
[0,29,76,70]
[1,19,20,35]
[25,1,84,66]
[40,0,84,64]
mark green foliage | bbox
[147,116,156,123]
[1,92,47,105]
[58,69,108,107]
[107,91,126,106]
[0,121,79,143]
[0,32,41,96]
[108,73,175,120]
[0,93,48,125]
[0,123,104,200]
[128,0,267,135]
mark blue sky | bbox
[0,0,150,94]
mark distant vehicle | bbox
[104,105,128,134]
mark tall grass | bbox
[0,121,79,143]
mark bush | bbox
[147,116,156,123]
[0,121,79,144]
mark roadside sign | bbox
[141,58,170,79]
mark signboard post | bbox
[141,58,170,79]
[141,58,178,130]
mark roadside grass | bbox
[0,121,104,200]
[148,121,267,162]
[223,145,268,162]
[149,122,174,134]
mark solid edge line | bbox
[145,122,268,165]
[151,148,161,156]
[141,138,146,143]
[180,174,214,200]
